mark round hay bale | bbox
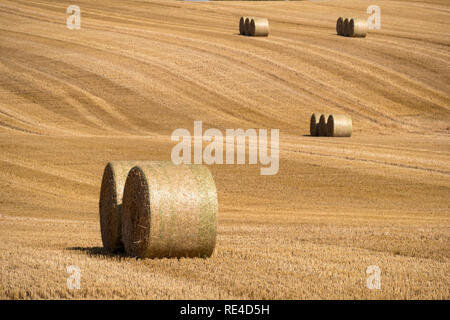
[327,114,352,137]
[310,113,321,136]
[343,18,350,37]
[122,162,218,259]
[336,17,344,35]
[250,18,269,37]
[318,114,330,136]
[99,161,146,252]
[349,18,368,37]
[239,16,248,35]
[244,17,254,36]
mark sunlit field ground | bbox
[0,0,449,299]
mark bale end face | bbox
[318,114,330,136]
[99,161,154,253]
[244,17,253,36]
[336,17,344,35]
[310,113,321,136]
[122,162,218,259]
[343,18,350,37]
[121,166,151,258]
[99,163,122,252]
[99,162,140,252]
[239,16,247,35]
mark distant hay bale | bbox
[250,18,269,37]
[349,18,368,37]
[327,114,352,137]
[336,17,344,35]
[319,114,330,136]
[244,17,254,36]
[239,16,248,35]
[310,113,321,136]
[343,18,350,37]
[122,162,218,259]
[99,161,145,252]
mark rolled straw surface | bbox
[336,17,344,35]
[310,113,321,136]
[327,114,352,137]
[250,18,269,37]
[349,18,368,37]
[99,161,146,252]
[122,162,218,259]
[319,114,330,137]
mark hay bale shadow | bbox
[67,246,213,260]
[67,246,127,259]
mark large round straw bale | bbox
[122,162,218,259]
[318,114,330,136]
[310,113,321,136]
[244,17,254,36]
[239,16,248,35]
[250,18,269,37]
[343,18,350,37]
[99,161,146,252]
[327,114,352,137]
[349,18,368,37]
[336,17,344,35]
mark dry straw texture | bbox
[327,114,353,137]
[99,161,145,252]
[122,162,218,259]
[250,18,269,37]
[319,114,330,136]
[336,17,344,35]
[349,18,368,37]
[244,17,254,36]
[239,16,248,35]
[343,18,350,37]
[310,113,321,136]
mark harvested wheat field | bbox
[0,0,449,299]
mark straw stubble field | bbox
[0,0,449,299]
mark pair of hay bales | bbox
[336,17,368,37]
[239,16,269,37]
[99,161,218,258]
[310,113,352,137]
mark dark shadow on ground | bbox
[66,246,127,259]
